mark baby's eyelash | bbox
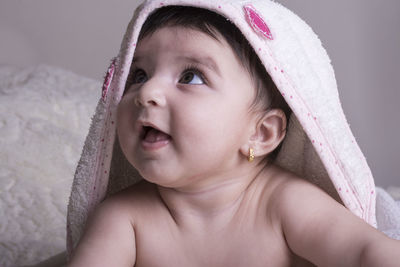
[181,64,208,84]
[126,67,147,85]
[126,67,136,83]
[125,64,208,89]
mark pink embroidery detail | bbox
[218,5,221,9]
[244,4,273,40]
[102,58,116,101]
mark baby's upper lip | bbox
[137,119,170,137]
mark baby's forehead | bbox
[139,25,224,45]
[135,26,231,57]
[136,5,256,70]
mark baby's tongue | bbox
[144,128,170,143]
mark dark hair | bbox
[131,6,291,161]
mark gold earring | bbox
[248,148,255,162]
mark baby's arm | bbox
[67,198,136,267]
[276,178,400,267]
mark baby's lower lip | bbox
[141,138,171,150]
[141,128,171,150]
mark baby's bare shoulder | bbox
[264,166,392,266]
[67,182,158,266]
[262,166,334,230]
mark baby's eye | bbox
[132,69,148,84]
[179,71,204,85]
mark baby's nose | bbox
[134,80,166,107]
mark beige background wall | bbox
[0,0,399,187]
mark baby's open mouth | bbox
[141,126,171,143]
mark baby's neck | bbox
[156,164,270,228]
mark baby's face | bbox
[117,26,257,190]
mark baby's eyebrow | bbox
[178,56,221,76]
[131,55,220,76]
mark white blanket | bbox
[376,187,400,240]
[0,65,99,267]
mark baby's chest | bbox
[134,222,292,267]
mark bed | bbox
[0,64,99,266]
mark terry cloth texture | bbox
[376,187,400,240]
[67,0,377,256]
[0,65,99,266]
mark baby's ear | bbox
[240,109,287,160]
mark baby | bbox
[67,3,400,267]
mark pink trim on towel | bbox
[102,58,116,102]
